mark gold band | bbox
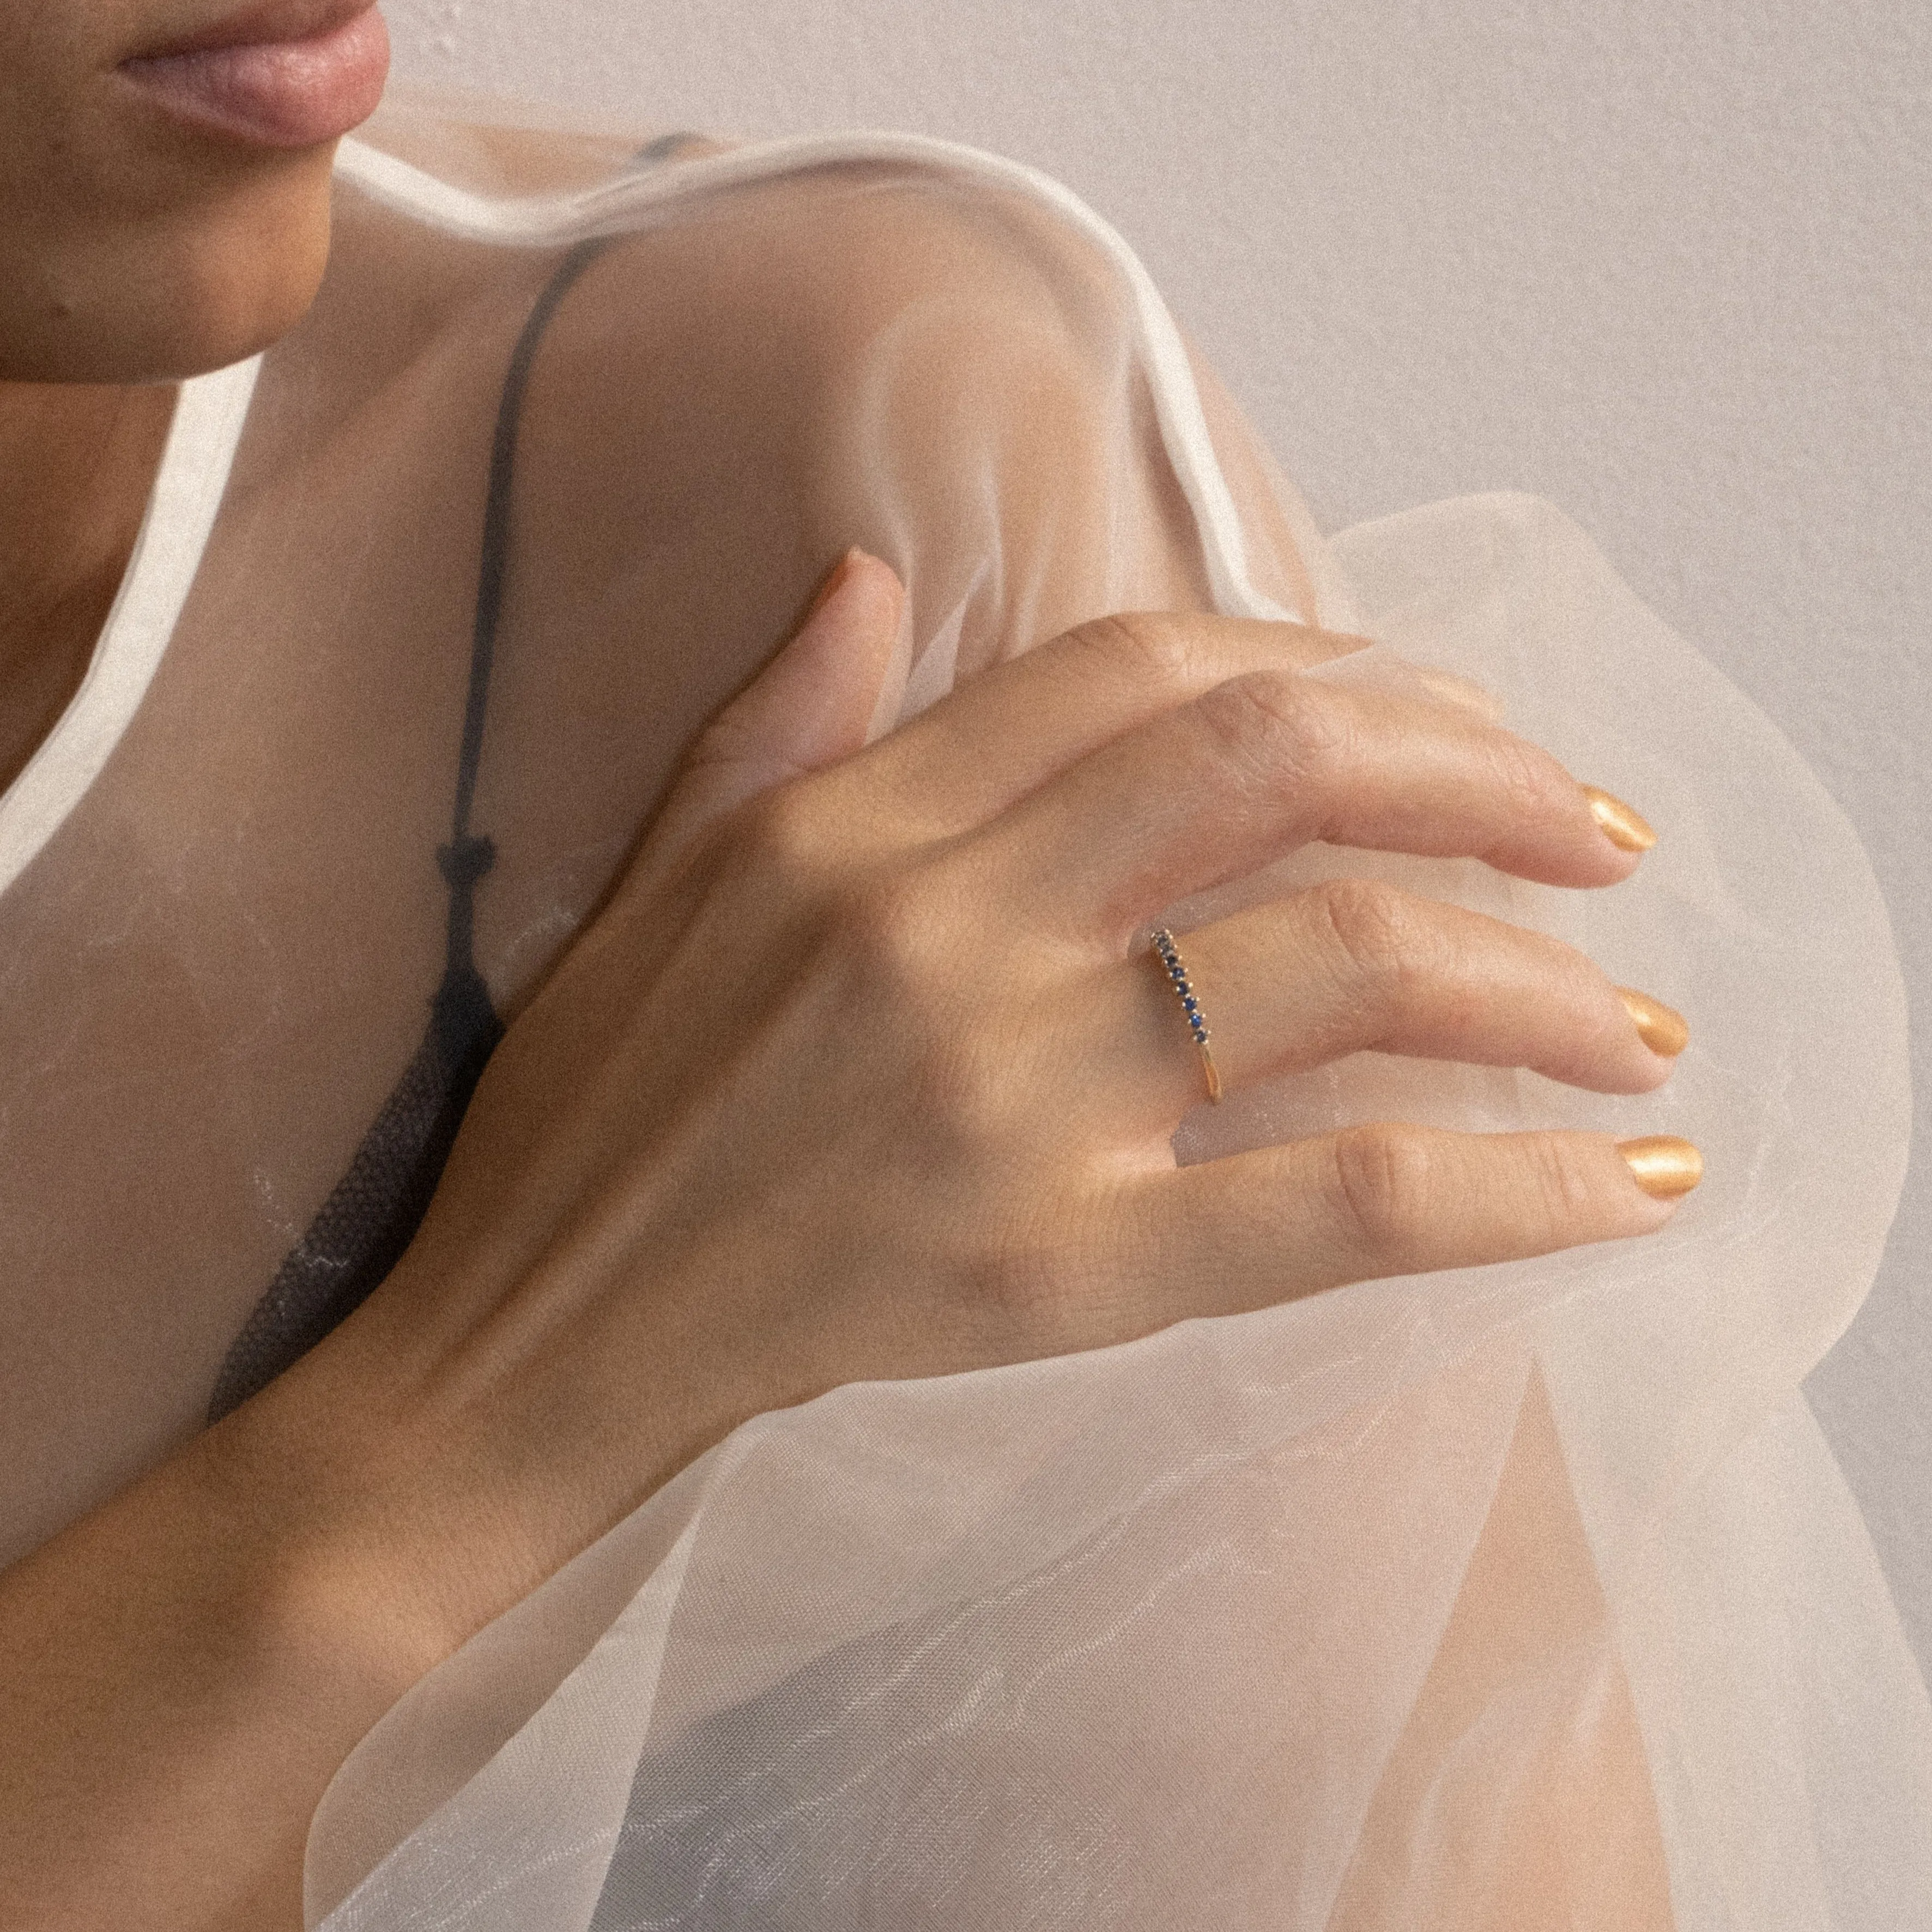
[1150,928,1222,1105]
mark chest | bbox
[0,387,698,1566]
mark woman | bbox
[2,4,1922,1929]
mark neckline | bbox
[0,354,261,901]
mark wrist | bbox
[191,1344,475,1709]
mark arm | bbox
[0,553,1680,1928]
[1,172,1689,1927]
[0,1390,432,1931]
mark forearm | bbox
[0,1391,437,1932]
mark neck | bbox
[0,380,175,797]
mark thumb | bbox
[651,548,906,854]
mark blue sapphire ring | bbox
[1149,927,1224,1104]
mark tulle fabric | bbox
[0,110,1327,1571]
[0,93,1921,1928]
[303,486,1932,1930]
[299,112,1925,1928]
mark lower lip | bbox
[119,7,390,150]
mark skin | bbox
[0,0,346,790]
[0,382,174,792]
[0,4,1695,1925]
[0,2,344,380]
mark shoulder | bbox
[599,141,1127,358]
[422,136,1184,645]
[522,145,1138,484]
[263,128,1231,707]
[314,129,1128,389]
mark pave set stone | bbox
[1151,927,1210,1045]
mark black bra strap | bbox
[207,136,711,1421]
[204,230,619,1422]
[440,234,613,976]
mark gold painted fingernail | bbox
[1583,785,1657,852]
[1616,987,1689,1057]
[1619,1135,1703,1199]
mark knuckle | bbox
[1328,1123,1438,1262]
[1519,1135,1600,1241]
[832,864,950,990]
[1069,611,1200,688]
[972,1226,1068,1321]
[825,858,1016,1143]
[729,789,952,997]
[726,782,838,888]
[1312,877,1440,996]
[1482,729,1566,826]
[910,1033,1016,1156]
[965,1198,1112,1337]
[1195,670,1347,792]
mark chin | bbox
[0,2,387,385]
[0,149,340,385]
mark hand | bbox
[274,550,1693,1655]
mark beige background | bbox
[380,0,1932,1669]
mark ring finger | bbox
[1065,877,1687,1134]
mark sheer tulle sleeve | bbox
[299,122,1932,1931]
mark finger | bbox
[1100,1126,1695,1330]
[844,609,1369,835]
[1075,880,1685,1130]
[650,549,906,855]
[1297,639,1504,725]
[986,669,1638,942]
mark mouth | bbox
[118,1,390,150]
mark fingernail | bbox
[803,547,864,624]
[1618,1135,1703,1199]
[1583,785,1657,853]
[1616,986,1689,1057]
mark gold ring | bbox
[1150,928,1222,1104]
